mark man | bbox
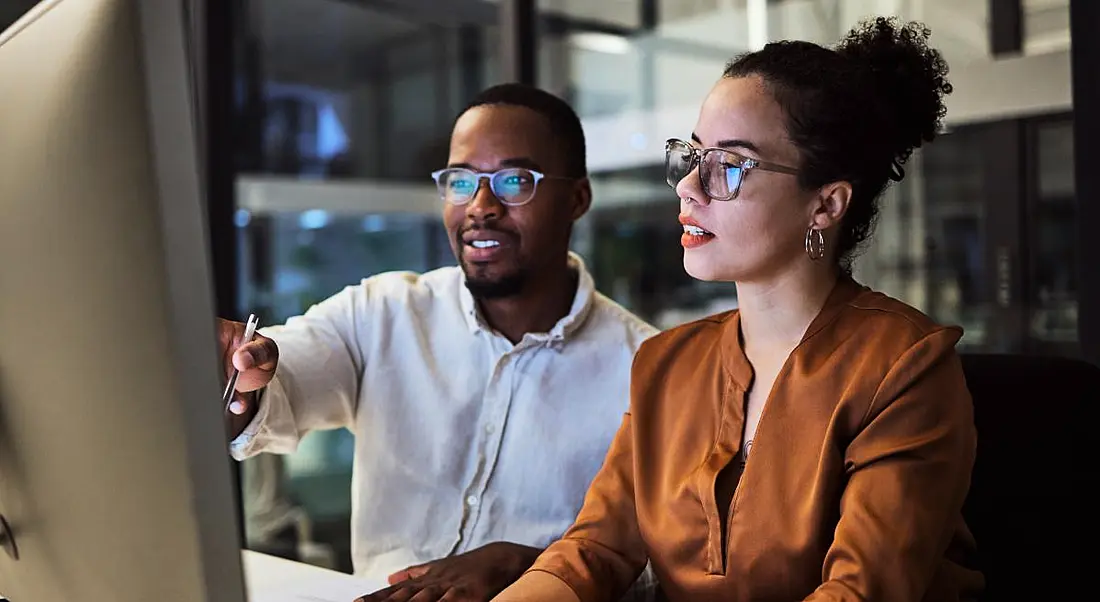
[219,84,657,601]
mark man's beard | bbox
[456,222,528,299]
[463,266,528,299]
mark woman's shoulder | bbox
[640,309,734,350]
[813,286,965,381]
[631,309,736,377]
[848,287,945,331]
[839,287,962,348]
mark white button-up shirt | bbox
[230,253,657,581]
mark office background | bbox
[213,0,1090,357]
[5,0,1094,575]
[202,0,1100,573]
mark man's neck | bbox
[735,263,841,354]
[478,261,579,344]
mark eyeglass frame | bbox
[430,167,574,207]
[665,138,799,201]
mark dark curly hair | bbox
[724,17,952,267]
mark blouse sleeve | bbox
[804,328,978,602]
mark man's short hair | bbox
[462,83,588,178]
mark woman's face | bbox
[675,75,823,283]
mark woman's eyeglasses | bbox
[431,167,571,207]
[664,138,798,201]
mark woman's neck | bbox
[735,263,842,352]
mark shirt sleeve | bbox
[804,328,977,602]
[230,284,367,460]
[525,410,649,602]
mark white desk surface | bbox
[242,550,387,602]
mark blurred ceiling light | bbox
[299,209,331,230]
[362,215,387,233]
[570,31,632,55]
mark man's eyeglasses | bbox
[431,167,571,207]
[664,138,798,201]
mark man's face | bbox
[442,105,588,299]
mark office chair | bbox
[959,353,1099,601]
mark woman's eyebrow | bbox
[690,132,763,155]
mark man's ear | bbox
[809,180,852,231]
[571,177,593,221]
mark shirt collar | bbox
[459,252,597,344]
[721,275,867,390]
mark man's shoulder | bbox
[351,265,464,302]
[585,291,660,351]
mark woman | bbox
[495,17,982,602]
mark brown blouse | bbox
[527,278,983,602]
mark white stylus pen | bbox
[223,313,259,414]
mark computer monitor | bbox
[0,1,246,600]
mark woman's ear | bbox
[809,180,852,231]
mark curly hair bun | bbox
[836,17,953,175]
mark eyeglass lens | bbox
[435,168,538,206]
[665,140,745,200]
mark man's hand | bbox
[354,542,542,602]
[218,318,278,439]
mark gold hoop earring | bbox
[804,227,825,261]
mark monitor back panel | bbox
[0,1,245,600]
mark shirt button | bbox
[466,495,479,507]
[485,424,495,434]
